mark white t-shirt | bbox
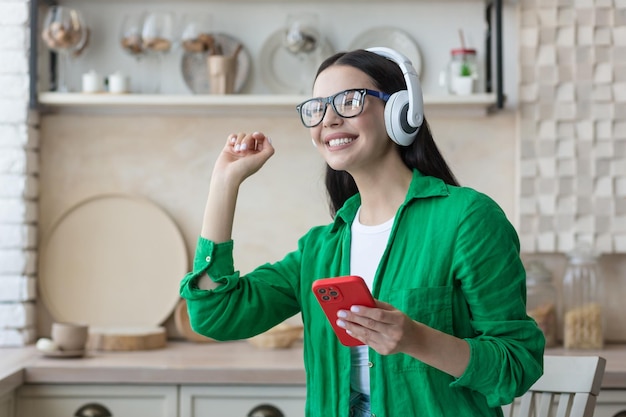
[349,206,394,396]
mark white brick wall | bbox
[0,175,39,199]
[0,0,37,347]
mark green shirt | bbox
[180,169,544,417]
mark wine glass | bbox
[120,11,146,92]
[41,6,88,92]
[180,12,212,54]
[179,13,213,94]
[120,12,145,57]
[141,11,174,93]
[283,13,321,94]
[284,13,319,55]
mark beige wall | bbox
[37,108,626,342]
[36,110,519,336]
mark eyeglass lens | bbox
[300,89,366,127]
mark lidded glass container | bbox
[562,243,604,349]
[525,261,558,348]
[446,48,478,95]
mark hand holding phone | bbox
[312,275,376,346]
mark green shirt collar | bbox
[331,169,450,232]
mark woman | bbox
[180,49,544,416]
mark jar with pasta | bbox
[562,243,604,349]
[525,260,558,348]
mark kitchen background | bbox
[1,0,626,347]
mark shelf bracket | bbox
[485,0,504,109]
[29,0,39,110]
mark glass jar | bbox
[446,48,478,95]
[525,260,558,348]
[562,243,604,349]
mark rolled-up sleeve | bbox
[179,236,301,341]
[449,193,544,406]
[180,237,239,297]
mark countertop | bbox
[2,341,626,396]
[0,341,306,396]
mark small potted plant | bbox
[450,49,477,95]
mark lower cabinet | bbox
[15,383,307,417]
[594,390,626,417]
[10,383,626,417]
[180,385,306,417]
[16,384,178,417]
[0,391,15,417]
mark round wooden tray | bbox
[39,194,188,328]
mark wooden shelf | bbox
[37,92,500,115]
[49,0,500,2]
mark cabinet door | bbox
[595,390,626,417]
[0,391,14,417]
[16,384,177,417]
[180,385,306,417]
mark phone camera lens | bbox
[329,290,338,297]
[318,288,326,294]
[321,295,330,301]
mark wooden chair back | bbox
[502,355,606,417]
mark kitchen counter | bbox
[0,348,30,396]
[0,341,306,395]
[2,341,626,394]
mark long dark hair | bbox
[316,50,460,217]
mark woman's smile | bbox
[324,133,359,150]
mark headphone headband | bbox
[366,47,424,129]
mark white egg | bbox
[36,337,60,352]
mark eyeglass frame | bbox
[295,88,391,128]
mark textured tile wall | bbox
[518,0,626,253]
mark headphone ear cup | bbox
[384,90,419,146]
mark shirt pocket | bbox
[388,286,453,332]
[385,286,453,372]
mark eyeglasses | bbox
[296,88,390,128]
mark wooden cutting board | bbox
[39,194,188,329]
[88,326,167,351]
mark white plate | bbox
[348,27,423,78]
[181,33,251,94]
[39,194,188,328]
[259,28,334,94]
[39,348,86,359]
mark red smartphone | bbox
[312,275,376,346]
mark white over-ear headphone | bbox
[366,47,424,146]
